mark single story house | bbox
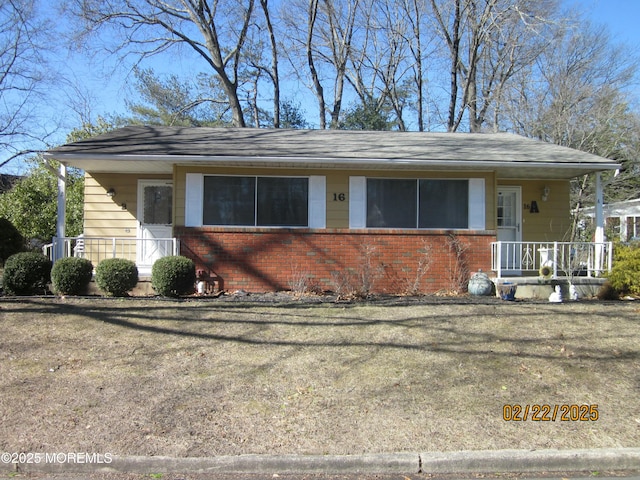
[44,126,620,294]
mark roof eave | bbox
[45,152,622,172]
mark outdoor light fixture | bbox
[106,188,116,198]
[542,186,550,202]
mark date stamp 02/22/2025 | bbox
[503,404,599,422]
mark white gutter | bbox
[45,153,622,171]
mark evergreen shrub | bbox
[3,252,52,295]
[51,257,94,295]
[95,258,138,297]
[152,256,196,297]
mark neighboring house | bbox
[581,198,640,242]
[44,126,620,293]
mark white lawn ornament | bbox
[549,285,563,303]
[569,284,578,301]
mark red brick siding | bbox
[175,227,495,294]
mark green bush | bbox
[152,256,196,297]
[0,217,23,264]
[607,244,640,296]
[95,258,138,297]
[3,252,52,295]
[51,257,94,295]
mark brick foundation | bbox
[175,227,495,294]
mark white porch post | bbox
[594,172,604,273]
[55,163,67,262]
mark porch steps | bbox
[492,277,607,300]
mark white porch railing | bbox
[491,241,613,279]
[44,236,180,270]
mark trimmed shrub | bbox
[0,217,23,264]
[51,257,94,295]
[3,252,52,295]
[607,244,640,296]
[152,256,196,297]
[95,258,138,297]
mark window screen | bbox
[257,177,308,227]
[203,176,255,226]
[419,179,468,228]
[366,179,417,228]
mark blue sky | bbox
[582,0,640,46]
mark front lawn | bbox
[0,297,638,457]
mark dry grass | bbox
[0,296,639,458]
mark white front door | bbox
[137,180,173,272]
[497,186,522,272]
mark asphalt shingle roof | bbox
[46,126,620,179]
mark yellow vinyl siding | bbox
[83,173,171,237]
[521,180,571,241]
[497,180,571,242]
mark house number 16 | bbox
[333,193,346,201]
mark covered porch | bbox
[491,240,613,278]
[45,236,180,275]
[490,240,612,299]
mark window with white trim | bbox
[203,176,308,226]
[185,174,326,228]
[350,177,485,230]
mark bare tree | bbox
[242,0,281,128]
[402,0,430,131]
[306,0,327,129]
[259,0,281,128]
[68,0,258,128]
[282,0,359,129]
[429,0,558,132]
[346,0,413,130]
[0,0,54,167]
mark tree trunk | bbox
[430,0,462,132]
[307,0,327,129]
[260,0,280,128]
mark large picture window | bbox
[366,178,470,229]
[202,176,309,227]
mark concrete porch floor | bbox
[491,276,607,300]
